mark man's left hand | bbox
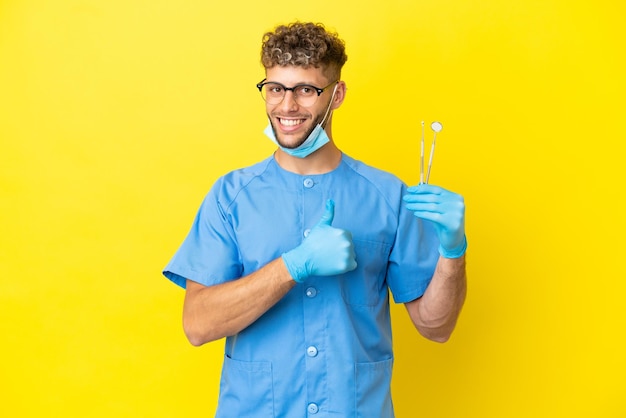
[403,184,467,258]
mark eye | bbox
[296,86,316,96]
[268,84,284,94]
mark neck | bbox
[274,140,342,175]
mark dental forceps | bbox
[420,121,443,184]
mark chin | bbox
[277,135,306,150]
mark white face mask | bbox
[264,84,338,159]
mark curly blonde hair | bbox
[261,22,348,80]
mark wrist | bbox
[439,235,467,259]
[281,252,307,283]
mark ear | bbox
[330,81,347,110]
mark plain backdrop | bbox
[1,0,625,416]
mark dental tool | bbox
[420,121,425,184]
[425,121,443,184]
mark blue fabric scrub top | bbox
[164,154,439,418]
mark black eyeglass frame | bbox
[256,79,338,104]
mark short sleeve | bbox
[386,190,440,303]
[162,183,242,289]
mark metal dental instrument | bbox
[425,121,443,184]
[420,121,425,184]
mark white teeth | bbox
[280,119,303,127]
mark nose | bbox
[278,89,299,112]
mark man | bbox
[164,21,467,418]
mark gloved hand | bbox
[282,199,357,283]
[403,184,467,258]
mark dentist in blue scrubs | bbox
[164,21,467,418]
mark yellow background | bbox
[1,0,625,416]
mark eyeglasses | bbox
[256,79,338,107]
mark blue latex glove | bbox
[282,199,357,283]
[403,184,467,258]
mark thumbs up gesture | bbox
[282,199,357,283]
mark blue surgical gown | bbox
[164,154,439,418]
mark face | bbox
[264,66,342,150]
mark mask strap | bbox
[319,83,339,128]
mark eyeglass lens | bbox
[261,83,320,106]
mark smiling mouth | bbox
[279,118,306,127]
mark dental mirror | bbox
[425,121,443,183]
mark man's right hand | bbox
[282,199,357,283]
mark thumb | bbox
[316,199,335,227]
